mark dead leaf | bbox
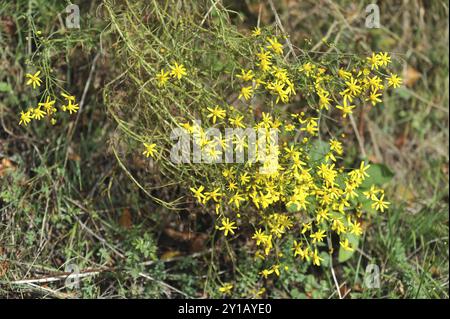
[189,233,208,252]
[67,146,81,161]
[0,158,16,177]
[164,228,195,241]
[160,250,181,260]
[403,66,421,87]
[339,284,351,298]
[164,228,208,252]
[0,16,16,35]
[352,283,363,292]
[0,260,9,277]
[119,209,132,229]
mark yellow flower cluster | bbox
[142,28,400,281]
[155,61,187,87]
[19,70,79,126]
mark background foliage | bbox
[0,0,448,298]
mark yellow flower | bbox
[310,229,326,244]
[387,73,402,88]
[205,187,222,202]
[299,246,311,261]
[207,105,226,124]
[318,90,332,110]
[251,27,261,37]
[239,86,253,101]
[39,96,56,114]
[239,172,250,185]
[155,69,170,87]
[299,62,315,76]
[357,161,370,179]
[301,222,312,234]
[236,69,254,82]
[252,229,268,246]
[337,68,352,80]
[64,102,79,114]
[329,138,343,155]
[169,62,187,80]
[25,71,42,89]
[285,124,295,132]
[228,192,245,209]
[372,194,390,212]
[292,240,303,256]
[218,217,237,236]
[229,115,245,128]
[348,218,363,236]
[259,268,274,278]
[332,218,346,235]
[227,181,237,191]
[345,77,362,96]
[266,37,283,55]
[32,107,46,120]
[336,99,356,118]
[365,89,382,106]
[340,238,354,251]
[363,185,380,200]
[142,142,157,158]
[257,59,272,72]
[271,264,281,276]
[190,185,206,203]
[316,208,330,223]
[367,75,383,91]
[61,92,76,103]
[219,283,233,295]
[312,249,323,266]
[19,110,32,126]
[181,121,194,133]
[366,52,381,70]
[256,48,272,62]
[376,52,391,66]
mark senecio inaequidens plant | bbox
[22,1,402,296]
[103,1,402,294]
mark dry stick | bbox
[341,287,352,298]
[328,281,348,299]
[26,282,68,299]
[63,53,100,169]
[257,3,262,28]
[327,237,343,299]
[406,88,448,113]
[6,269,102,285]
[355,247,372,260]
[311,21,338,52]
[330,262,343,299]
[267,0,298,58]
[139,272,190,298]
[366,120,383,162]
[407,237,449,260]
[75,215,126,259]
[141,249,213,266]
[349,114,367,159]
[200,0,220,27]
[5,247,211,292]
[65,198,126,259]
